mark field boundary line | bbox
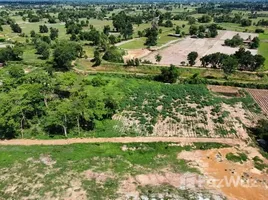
[0,137,244,146]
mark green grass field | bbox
[258,33,268,70]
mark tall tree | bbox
[187,51,198,66]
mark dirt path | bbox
[0,137,244,146]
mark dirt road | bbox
[0,137,244,146]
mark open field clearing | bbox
[246,89,268,115]
[143,31,258,66]
[259,33,268,70]
[1,142,268,199]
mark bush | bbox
[226,152,248,163]
[102,46,124,63]
[255,28,265,33]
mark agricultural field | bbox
[112,78,263,139]
[142,31,258,66]
[246,89,268,115]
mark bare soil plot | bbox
[143,31,258,66]
[177,146,268,200]
[207,85,241,97]
[246,89,268,115]
[123,48,151,61]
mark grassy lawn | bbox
[119,37,147,49]
[258,33,268,71]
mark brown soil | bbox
[84,170,113,183]
[123,48,151,62]
[207,85,240,97]
[143,31,258,66]
[177,147,268,200]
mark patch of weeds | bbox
[138,185,219,200]
[226,152,248,163]
[82,178,118,200]
[253,156,268,171]
[195,127,209,137]
[194,143,231,150]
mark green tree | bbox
[103,25,111,36]
[39,25,48,33]
[145,27,158,47]
[155,54,162,63]
[53,41,83,71]
[157,64,179,83]
[175,26,180,34]
[189,25,198,35]
[10,23,22,33]
[0,45,23,63]
[93,49,101,66]
[198,15,212,23]
[222,56,238,78]
[187,51,198,66]
[30,30,36,37]
[50,27,59,40]
[102,46,123,63]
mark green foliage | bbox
[126,58,140,67]
[250,37,260,49]
[39,25,48,33]
[155,54,162,63]
[144,27,158,47]
[53,41,83,71]
[112,11,133,39]
[251,119,268,140]
[222,56,238,76]
[10,23,21,33]
[200,48,265,72]
[0,45,23,63]
[50,27,59,40]
[187,51,198,66]
[93,49,101,66]
[198,14,212,23]
[35,41,50,59]
[226,152,248,163]
[102,46,124,63]
[224,34,243,47]
[157,64,179,83]
[0,71,120,139]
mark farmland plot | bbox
[114,83,261,139]
[246,89,268,115]
[142,31,258,66]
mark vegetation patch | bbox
[226,152,248,163]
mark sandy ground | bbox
[123,48,151,61]
[143,31,258,66]
[122,38,181,62]
[0,137,244,146]
[177,147,268,200]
